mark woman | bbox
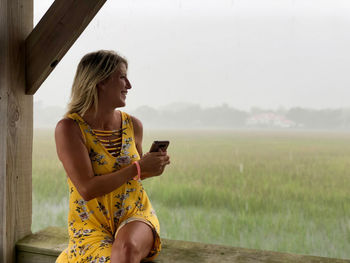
[55,50,170,263]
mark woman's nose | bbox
[126,78,132,89]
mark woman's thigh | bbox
[61,234,113,263]
[111,221,154,262]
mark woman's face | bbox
[98,63,131,108]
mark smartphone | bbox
[149,140,170,152]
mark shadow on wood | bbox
[16,227,350,263]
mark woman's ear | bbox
[96,80,105,90]
[97,76,110,90]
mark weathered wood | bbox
[16,227,67,257]
[0,0,33,262]
[25,0,107,95]
[16,227,350,263]
[17,251,57,263]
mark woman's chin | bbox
[116,100,126,108]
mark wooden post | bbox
[0,0,105,261]
[0,0,33,262]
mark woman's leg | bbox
[111,221,154,263]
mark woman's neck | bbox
[82,107,121,130]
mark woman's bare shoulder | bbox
[56,118,77,132]
[129,115,143,155]
[55,118,82,141]
[130,115,143,133]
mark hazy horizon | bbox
[34,0,350,111]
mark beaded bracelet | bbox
[133,161,141,181]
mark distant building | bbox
[246,112,297,128]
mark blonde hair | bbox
[65,50,128,117]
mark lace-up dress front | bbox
[56,111,161,263]
[93,128,123,157]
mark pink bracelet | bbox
[133,161,141,181]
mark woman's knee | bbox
[111,238,142,262]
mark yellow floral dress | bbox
[56,111,161,263]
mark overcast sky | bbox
[34,0,350,111]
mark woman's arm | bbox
[131,115,143,157]
[55,118,169,201]
[55,118,137,201]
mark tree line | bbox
[132,104,350,130]
[34,101,350,130]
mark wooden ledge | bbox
[16,227,350,263]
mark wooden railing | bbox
[16,227,350,263]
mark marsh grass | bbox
[32,129,350,259]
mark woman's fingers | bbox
[140,151,170,178]
[160,155,170,166]
[149,151,167,156]
[161,158,170,166]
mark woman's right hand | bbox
[138,151,170,179]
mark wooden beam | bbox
[0,0,33,262]
[25,0,107,95]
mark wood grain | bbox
[0,0,33,262]
[16,227,350,263]
[25,0,107,95]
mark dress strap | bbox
[121,112,134,135]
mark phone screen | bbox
[150,141,169,152]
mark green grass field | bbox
[32,129,350,259]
